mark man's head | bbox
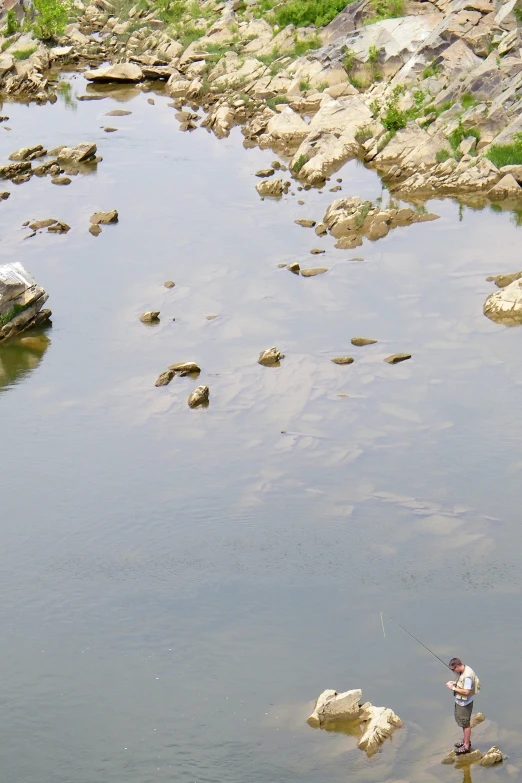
[449,657,465,674]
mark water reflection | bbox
[0,331,50,392]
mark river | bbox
[1,72,521,783]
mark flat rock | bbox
[89,225,102,237]
[168,361,201,375]
[308,689,362,727]
[51,177,71,185]
[301,267,328,277]
[90,210,118,225]
[256,168,274,177]
[384,353,411,364]
[85,63,143,83]
[294,219,316,228]
[188,385,209,408]
[57,142,97,164]
[331,356,354,364]
[29,218,57,230]
[47,221,70,234]
[103,126,117,132]
[486,271,522,289]
[105,109,132,116]
[258,346,284,366]
[310,248,325,254]
[140,311,160,322]
[352,337,377,346]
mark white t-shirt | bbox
[455,676,474,706]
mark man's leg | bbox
[463,726,471,749]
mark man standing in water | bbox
[446,657,480,755]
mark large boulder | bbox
[265,107,310,144]
[357,702,403,757]
[84,63,143,82]
[57,142,97,164]
[307,689,362,727]
[484,276,522,324]
[0,262,51,343]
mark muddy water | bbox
[1,73,522,783]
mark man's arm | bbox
[446,676,472,696]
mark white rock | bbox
[484,277,522,324]
[84,63,143,82]
[307,689,362,727]
[0,262,51,343]
[357,702,403,757]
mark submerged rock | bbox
[140,311,160,323]
[51,176,71,186]
[486,272,522,289]
[307,689,362,727]
[331,356,354,364]
[0,262,51,343]
[479,746,504,767]
[484,277,522,325]
[351,337,377,346]
[258,346,284,366]
[188,385,209,408]
[384,353,411,364]
[357,702,403,757]
[301,267,328,277]
[470,712,485,728]
[442,748,484,765]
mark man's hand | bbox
[446,681,456,690]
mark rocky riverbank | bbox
[2,0,522,203]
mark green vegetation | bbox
[13,46,37,60]
[273,0,354,28]
[435,148,452,163]
[344,47,355,72]
[0,303,25,328]
[293,34,322,56]
[422,61,440,79]
[4,9,20,35]
[267,94,289,110]
[317,81,329,91]
[355,124,373,143]
[293,154,308,173]
[299,78,311,91]
[460,92,478,110]
[355,201,371,228]
[349,75,363,90]
[448,120,480,154]
[366,0,404,23]
[486,133,522,167]
[368,44,379,64]
[33,0,70,40]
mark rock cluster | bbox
[0,142,100,186]
[442,745,504,767]
[0,262,51,343]
[307,688,403,757]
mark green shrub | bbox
[293,34,321,56]
[4,9,19,35]
[382,102,407,131]
[267,94,289,110]
[349,75,363,90]
[293,154,308,173]
[13,46,37,59]
[33,0,70,40]
[299,79,311,91]
[274,0,353,28]
[486,133,522,167]
[448,120,480,153]
[461,92,477,110]
[355,201,371,228]
[0,303,24,327]
[355,124,373,143]
[435,149,452,163]
[422,61,440,79]
[344,47,355,72]
[368,44,379,63]
[366,0,404,23]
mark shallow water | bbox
[1,73,522,783]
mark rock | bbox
[479,747,504,767]
[9,144,45,161]
[455,749,483,765]
[47,221,70,234]
[0,261,51,343]
[169,361,201,375]
[256,168,274,177]
[140,311,160,323]
[155,369,175,387]
[256,178,283,197]
[310,248,325,254]
[164,280,175,288]
[0,161,31,180]
[315,223,328,236]
[105,110,132,116]
[484,277,522,324]
[294,219,316,228]
[85,63,143,83]
[287,262,300,274]
[57,142,97,164]
[488,173,522,199]
[0,192,9,200]
[103,127,117,132]
[459,136,477,155]
[51,176,71,185]
[384,353,411,363]
[357,703,403,757]
[28,218,57,230]
[265,106,310,144]
[470,712,485,728]
[90,210,118,225]
[89,225,102,237]
[331,356,354,364]
[188,385,209,408]
[307,689,362,727]
[258,346,284,366]
[352,337,377,346]
[301,267,328,277]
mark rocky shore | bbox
[2,0,522,204]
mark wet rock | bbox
[256,178,283,197]
[315,223,327,236]
[90,210,118,225]
[103,126,117,132]
[169,361,201,375]
[206,314,218,320]
[488,173,522,199]
[47,221,70,234]
[256,168,274,177]
[51,176,71,185]
[307,689,362,727]
[352,337,377,346]
[164,280,175,288]
[484,277,522,324]
[9,144,45,161]
[28,218,57,230]
[89,225,102,237]
[486,272,522,288]
[105,109,132,116]
[310,248,325,254]
[294,219,316,228]
[470,712,485,728]
[140,311,160,323]
[384,353,411,363]
[188,385,209,408]
[155,369,175,386]
[57,142,97,164]
[258,346,284,366]
[0,191,9,200]
[85,63,143,83]
[0,261,51,343]
[301,267,328,277]
[287,262,300,274]
[479,747,504,767]
[0,161,31,180]
[331,356,354,364]
[357,703,403,757]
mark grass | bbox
[267,94,289,110]
[344,47,355,72]
[0,303,25,328]
[461,92,478,110]
[355,124,373,143]
[368,44,379,64]
[13,46,37,60]
[273,0,353,28]
[293,34,322,56]
[435,149,452,163]
[349,75,363,90]
[299,79,311,92]
[292,154,308,173]
[377,129,395,151]
[448,120,480,154]
[366,0,404,23]
[355,201,371,229]
[4,9,19,35]
[33,0,70,40]
[422,61,440,79]
[486,133,522,167]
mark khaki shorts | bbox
[454,701,474,728]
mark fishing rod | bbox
[380,612,452,671]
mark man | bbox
[446,657,480,755]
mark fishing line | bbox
[380,612,451,671]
